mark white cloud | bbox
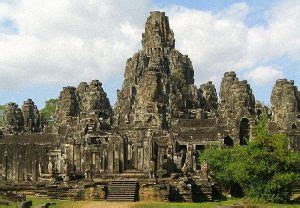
[217,2,251,22]
[0,0,152,89]
[247,66,284,86]
[0,0,299,95]
[166,0,300,86]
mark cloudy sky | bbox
[0,0,299,108]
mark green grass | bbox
[133,199,300,208]
[0,197,299,208]
[0,196,69,208]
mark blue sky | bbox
[0,0,299,109]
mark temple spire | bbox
[142,11,175,54]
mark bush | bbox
[200,114,299,203]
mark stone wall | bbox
[0,134,59,182]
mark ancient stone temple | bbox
[0,11,299,202]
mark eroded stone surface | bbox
[199,81,218,118]
[2,102,24,135]
[271,79,299,130]
[114,11,199,130]
[53,80,112,137]
[22,99,42,133]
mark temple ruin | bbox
[0,11,299,202]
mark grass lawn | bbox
[0,197,299,208]
[134,199,300,208]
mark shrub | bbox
[200,114,299,203]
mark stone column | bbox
[32,160,37,181]
[4,153,8,181]
[186,145,193,167]
[119,143,124,173]
[114,148,120,173]
[108,145,114,173]
[143,142,150,172]
[0,164,2,181]
[167,145,174,173]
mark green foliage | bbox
[40,99,58,123]
[200,113,300,203]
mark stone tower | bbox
[219,71,256,144]
[271,79,299,130]
[114,11,199,130]
[22,99,41,132]
[53,81,112,136]
[198,81,218,117]
[2,102,24,135]
[53,86,79,135]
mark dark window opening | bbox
[224,136,234,147]
[257,109,262,117]
[195,145,205,170]
[239,118,250,145]
[292,123,297,129]
[179,145,187,166]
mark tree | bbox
[40,99,58,124]
[200,114,299,203]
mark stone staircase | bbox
[106,180,138,202]
[292,179,300,195]
[192,177,213,202]
[35,185,85,200]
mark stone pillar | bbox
[74,144,82,172]
[0,164,2,181]
[192,145,197,172]
[13,151,17,181]
[32,160,37,181]
[108,146,114,173]
[114,148,120,173]
[132,146,137,170]
[143,141,150,172]
[4,153,8,181]
[119,143,124,173]
[157,147,162,170]
[186,145,193,167]
[167,145,173,173]
[102,149,108,171]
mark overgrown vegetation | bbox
[40,99,58,124]
[200,114,300,203]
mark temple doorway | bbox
[195,145,205,170]
[239,118,250,145]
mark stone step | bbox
[106,180,138,202]
[107,194,135,197]
[107,196,135,198]
[108,187,136,190]
[109,184,137,187]
[108,191,136,193]
[107,192,136,195]
[107,198,135,201]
